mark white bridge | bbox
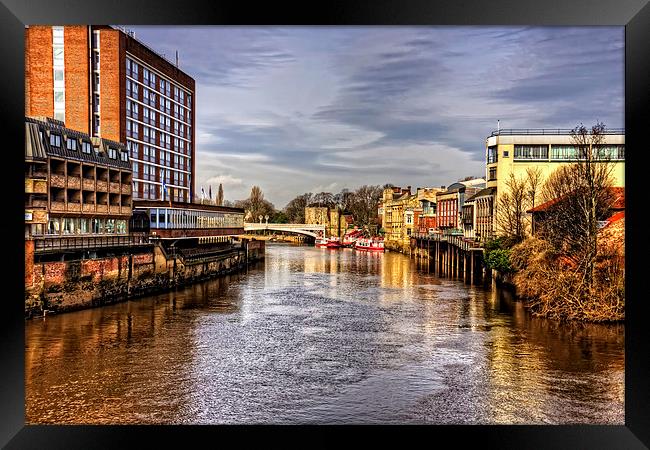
[243,223,325,238]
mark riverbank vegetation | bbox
[494,123,624,322]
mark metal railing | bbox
[490,128,625,137]
[32,234,152,252]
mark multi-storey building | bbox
[25,116,132,240]
[413,187,445,234]
[436,179,486,234]
[304,206,350,238]
[471,187,496,242]
[485,128,625,237]
[380,186,419,251]
[25,25,196,203]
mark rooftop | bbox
[489,128,625,138]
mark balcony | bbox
[33,234,152,253]
[50,174,66,188]
[67,176,81,189]
[109,204,121,214]
[121,184,132,195]
[82,203,96,213]
[96,180,108,192]
[25,179,48,194]
[109,182,121,193]
[67,202,81,212]
[51,201,65,212]
[82,178,95,190]
[121,205,132,215]
[96,204,108,213]
[26,198,48,208]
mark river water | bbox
[25,243,624,424]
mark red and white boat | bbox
[315,237,342,248]
[354,238,385,252]
[341,230,364,247]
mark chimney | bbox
[406,186,411,194]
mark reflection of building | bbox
[25,116,132,239]
[25,25,196,203]
[436,179,485,235]
[485,129,625,237]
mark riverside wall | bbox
[24,238,265,317]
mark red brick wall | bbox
[64,26,90,134]
[25,26,54,118]
[81,255,129,282]
[25,240,34,286]
[98,29,124,142]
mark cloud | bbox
[205,174,244,186]
[125,26,624,207]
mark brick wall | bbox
[25,240,34,286]
[25,26,54,118]
[98,28,124,142]
[64,26,90,134]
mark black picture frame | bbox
[1,0,648,447]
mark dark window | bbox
[487,146,498,164]
[489,167,497,181]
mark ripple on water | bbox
[25,244,624,425]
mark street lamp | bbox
[259,215,263,224]
[265,215,269,224]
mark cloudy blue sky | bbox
[125,26,624,208]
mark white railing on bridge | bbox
[243,223,326,238]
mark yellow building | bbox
[380,186,419,252]
[304,206,349,238]
[485,128,625,237]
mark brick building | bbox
[436,178,486,234]
[25,25,196,203]
[25,116,132,240]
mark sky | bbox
[124,26,624,208]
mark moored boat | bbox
[315,237,342,248]
[354,238,384,252]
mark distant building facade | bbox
[436,179,486,235]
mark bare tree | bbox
[236,186,275,221]
[496,173,529,244]
[348,185,383,226]
[539,122,616,288]
[283,193,313,223]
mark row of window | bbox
[126,58,193,110]
[133,181,190,201]
[144,208,244,230]
[45,217,128,236]
[126,120,192,154]
[47,132,127,161]
[513,144,626,160]
[52,26,65,123]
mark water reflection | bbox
[25,243,624,424]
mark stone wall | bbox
[25,239,264,317]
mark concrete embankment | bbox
[24,239,265,317]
